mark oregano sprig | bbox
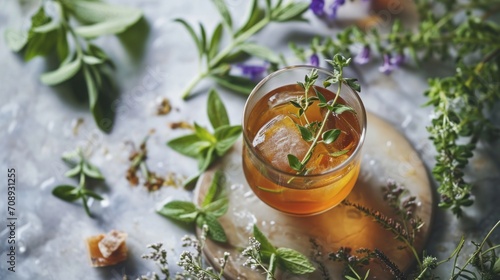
[287,54,359,174]
[5,0,142,132]
[52,147,104,217]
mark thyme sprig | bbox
[177,0,309,99]
[295,0,500,216]
[52,147,104,217]
[5,0,142,132]
[287,54,359,174]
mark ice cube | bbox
[253,115,310,172]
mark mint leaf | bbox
[214,125,242,156]
[207,89,230,129]
[195,123,217,143]
[276,247,315,274]
[202,170,224,207]
[157,201,199,223]
[197,213,227,243]
[203,198,229,218]
[253,225,276,260]
[167,134,211,158]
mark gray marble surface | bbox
[0,1,499,279]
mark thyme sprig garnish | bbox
[5,0,142,132]
[177,0,309,99]
[52,147,104,217]
[296,0,500,216]
[287,54,359,174]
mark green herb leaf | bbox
[332,104,356,114]
[52,185,80,202]
[82,189,104,200]
[40,56,81,85]
[214,125,242,156]
[167,134,212,158]
[64,164,82,178]
[4,28,28,52]
[276,247,315,274]
[198,146,216,172]
[197,213,227,243]
[157,201,199,223]
[322,129,341,145]
[202,170,224,207]
[238,43,281,64]
[253,225,276,257]
[211,74,256,95]
[207,89,230,129]
[82,162,104,179]
[296,124,314,142]
[203,198,229,218]
[211,0,233,30]
[174,19,203,58]
[287,154,303,172]
[234,0,265,37]
[271,2,309,22]
[195,123,217,143]
[267,253,277,280]
[330,149,349,157]
[208,23,223,60]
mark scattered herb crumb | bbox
[156,97,172,115]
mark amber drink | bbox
[242,66,366,216]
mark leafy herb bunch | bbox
[5,0,142,132]
[294,0,500,216]
[287,54,360,174]
[177,0,310,99]
[52,148,104,217]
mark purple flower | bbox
[378,54,395,75]
[310,0,325,16]
[354,45,371,65]
[327,0,346,19]
[237,63,269,81]
[309,54,320,67]
[391,53,405,67]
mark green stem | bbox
[181,72,208,100]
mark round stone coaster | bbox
[194,112,433,279]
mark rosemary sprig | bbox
[5,0,142,132]
[287,54,359,174]
[177,0,309,99]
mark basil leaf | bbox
[276,247,315,274]
[52,185,80,202]
[202,170,224,207]
[211,74,256,95]
[167,134,211,158]
[4,28,28,52]
[198,146,216,172]
[287,154,303,172]
[214,125,242,156]
[195,123,217,143]
[207,89,230,129]
[238,43,281,64]
[203,198,229,218]
[253,225,276,257]
[322,129,341,145]
[82,162,104,179]
[197,213,227,243]
[157,201,199,223]
[40,56,81,85]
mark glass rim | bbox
[242,64,367,179]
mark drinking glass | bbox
[242,65,367,216]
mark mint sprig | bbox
[242,225,315,278]
[167,89,241,188]
[157,170,228,243]
[52,148,104,217]
[5,0,142,132]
